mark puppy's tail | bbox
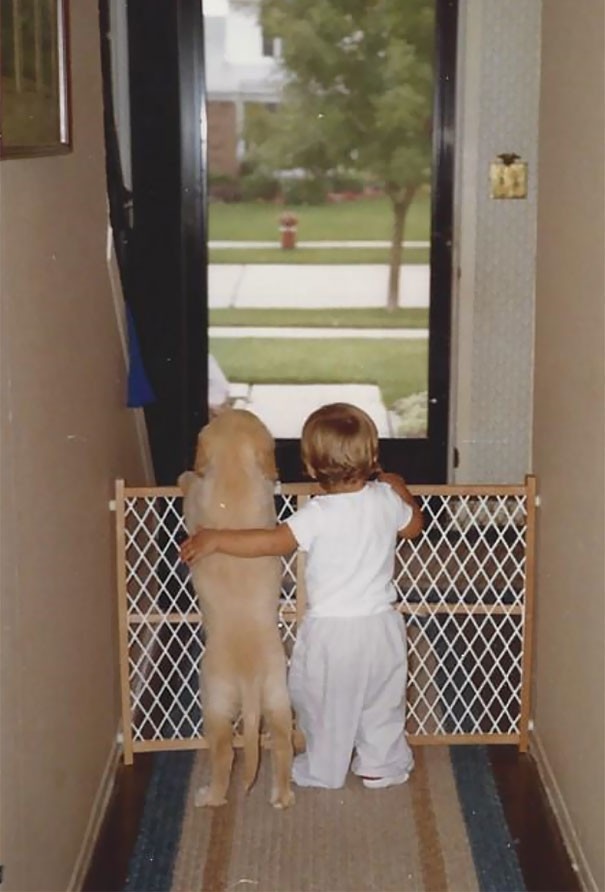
[241,681,261,792]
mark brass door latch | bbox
[490,153,528,199]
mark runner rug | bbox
[124,745,525,892]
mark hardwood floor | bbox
[489,747,581,892]
[83,744,581,892]
[83,754,154,892]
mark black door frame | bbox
[113,0,457,484]
[120,0,208,485]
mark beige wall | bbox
[532,1,605,889]
[1,0,603,889]
[0,2,151,890]
[452,0,541,484]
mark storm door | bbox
[202,0,457,482]
[117,0,456,484]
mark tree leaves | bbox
[240,0,436,307]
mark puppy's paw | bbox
[178,471,197,494]
[195,785,227,808]
[270,786,295,809]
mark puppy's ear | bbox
[258,436,278,482]
[194,427,210,476]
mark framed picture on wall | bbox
[0,0,71,159]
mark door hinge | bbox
[453,447,460,469]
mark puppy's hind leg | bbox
[196,707,234,808]
[292,726,306,754]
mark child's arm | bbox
[378,472,424,539]
[180,523,297,564]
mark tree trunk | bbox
[387,186,417,312]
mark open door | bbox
[102,0,208,485]
[105,0,456,484]
[202,0,457,482]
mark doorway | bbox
[107,0,456,483]
[203,0,457,483]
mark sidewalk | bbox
[209,326,428,339]
[208,262,429,438]
[208,263,429,308]
[229,383,397,438]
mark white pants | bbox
[288,609,414,789]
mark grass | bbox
[208,194,430,242]
[210,337,428,407]
[209,247,429,265]
[209,307,429,329]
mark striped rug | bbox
[124,746,525,892]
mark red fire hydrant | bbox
[279,211,298,250]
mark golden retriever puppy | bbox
[178,409,294,809]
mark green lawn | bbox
[208,194,430,242]
[209,247,429,265]
[209,307,428,329]
[210,337,428,407]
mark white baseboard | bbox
[530,730,598,892]
[67,730,122,892]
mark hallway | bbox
[84,745,581,892]
[1,2,602,889]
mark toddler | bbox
[180,402,423,789]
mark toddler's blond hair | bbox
[301,403,380,489]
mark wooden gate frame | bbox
[114,476,537,764]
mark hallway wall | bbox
[532,1,605,889]
[452,0,541,484]
[0,1,152,889]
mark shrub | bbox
[240,170,281,202]
[391,392,428,437]
[328,172,365,194]
[282,177,328,206]
[208,173,242,203]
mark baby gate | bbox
[114,477,537,764]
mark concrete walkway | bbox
[208,262,429,438]
[208,263,429,308]
[229,383,397,438]
[209,326,427,339]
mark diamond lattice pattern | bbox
[120,487,529,745]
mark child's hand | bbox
[378,471,407,488]
[379,471,423,539]
[180,528,216,564]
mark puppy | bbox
[179,409,294,809]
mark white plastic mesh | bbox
[117,484,532,749]
[397,493,527,737]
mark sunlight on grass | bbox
[208,194,430,242]
[209,307,428,328]
[210,337,428,407]
[209,247,429,264]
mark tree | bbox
[241,0,435,310]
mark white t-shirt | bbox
[286,481,413,618]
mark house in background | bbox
[0,1,603,890]
[204,0,283,175]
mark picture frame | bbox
[0,0,71,159]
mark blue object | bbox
[450,746,526,891]
[126,303,155,407]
